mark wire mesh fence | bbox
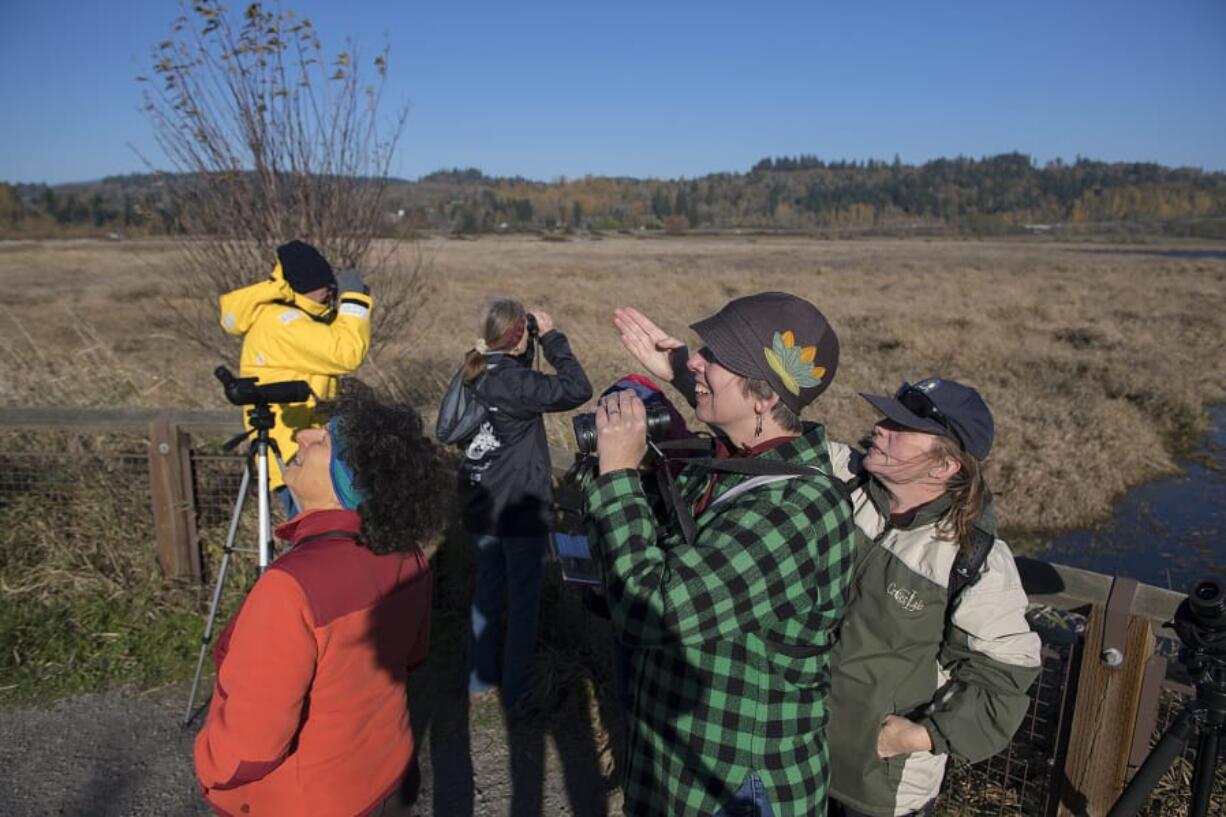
[0,441,157,592]
[0,430,270,598]
[938,643,1073,816]
[937,635,1221,816]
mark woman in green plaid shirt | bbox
[585,293,856,817]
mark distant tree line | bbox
[0,176,181,237]
[5,153,1226,239]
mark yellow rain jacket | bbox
[218,263,372,489]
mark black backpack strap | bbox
[653,437,717,454]
[930,528,995,715]
[841,469,869,502]
[654,465,699,545]
[947,527,995,613]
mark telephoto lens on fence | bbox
[214,366,311,406]
[1172,577,1226,657]
[572,402,673,455]
[1107,575,1226,817]
[1187,578,1226,633]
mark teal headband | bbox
[329,416,369,511]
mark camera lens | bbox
[1188,578,1226,627]
[645,403,672,441]
[572,413,598,454]
[571,403,672,456]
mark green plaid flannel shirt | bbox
[585,424,855,817]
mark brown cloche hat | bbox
[689,291,839,415]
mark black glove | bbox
[335,269,368,295]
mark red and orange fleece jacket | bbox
[194,509,432,817]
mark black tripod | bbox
[181,402,287,726]
[1108,579,1226,817]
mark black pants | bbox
[369,762,420,816]
[829,797,935,817]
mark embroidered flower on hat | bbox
[763,330,826,396]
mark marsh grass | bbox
[0,431,272,704]
[1,238,1224,737]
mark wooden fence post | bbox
[148,411,201,582]
[1058,578,1157,816]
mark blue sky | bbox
[2,0,1224,184]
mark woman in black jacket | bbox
[458,297,592,710]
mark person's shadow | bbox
[500,573,623,817]
[399,516,621,817]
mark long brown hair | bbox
[931,435,988,553]
[461,297,526,385]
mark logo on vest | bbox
[887,582,927,613]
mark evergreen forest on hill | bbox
[4,152,1225,240]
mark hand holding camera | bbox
[335,269,368,295]
[573,400,673,455]
[595,389,651,474]
[529,309,555,335]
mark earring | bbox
[754,413,763,438]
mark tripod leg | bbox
[1107,706,1195,817]
[1188,726,1219,817]
[257,442,271,570]
[182,463,251,727]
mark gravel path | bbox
[0,653,624,817]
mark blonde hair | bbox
[931,435,988,553]
[462,297,526,385]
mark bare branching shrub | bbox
[139,1,425,358]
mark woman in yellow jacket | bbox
[219,240,373,517]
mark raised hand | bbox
[612,307,685,382]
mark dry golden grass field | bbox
[1,235,1224,542]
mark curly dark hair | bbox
[315,379,449,555]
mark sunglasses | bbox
[895,382,965,452]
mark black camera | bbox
[1173,578,1226,656]
[572,402,673,455]
[526,313,539,336]
[1187,578,1226,629]
[215,366,311,406]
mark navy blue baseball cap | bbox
[861,377,995,460]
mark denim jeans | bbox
[713,773,775,817]
[466,533,546,708]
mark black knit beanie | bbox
[276,240,335,294]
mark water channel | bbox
[1042,403,1226,595]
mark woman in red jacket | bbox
[195,380,444,817]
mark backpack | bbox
[434,367,488,446]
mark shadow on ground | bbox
[401,518,626,817]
